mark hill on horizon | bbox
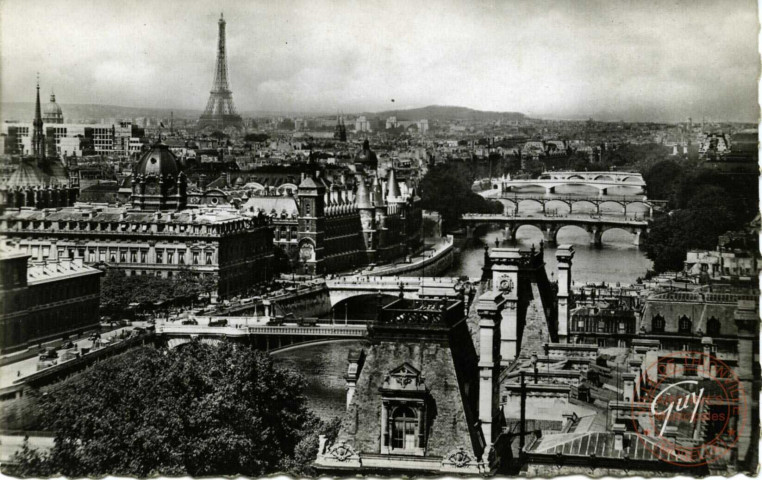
[2,102,527,124]
[362,105,527,122]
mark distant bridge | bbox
[491,171,646,196]
[495,194,665,217]
[325,275,465,308]
[461,213,648,247]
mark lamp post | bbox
[531,353,539,384]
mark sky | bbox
[1,0,759,122]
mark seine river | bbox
[273,185,653,419]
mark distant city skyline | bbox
[1,0,758,123]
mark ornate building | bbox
[296,141,422,275]
[130,142,187,211]
[0,144,274,298]
[42,92,64,124]
[197,13,244,133]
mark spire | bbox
[356,175,372,209]
[386,167,401,199]
[371,171,384,206]
[34,74,42,123]
[32,73,45,160]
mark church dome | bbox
[134,142,179,177]
[353,139,378,170]
[42,94,64,124]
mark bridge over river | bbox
[461,212,648,247]
[491,171,646,196]
[157,275,476,349]
[494,194,666,217]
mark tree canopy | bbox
[9,343,335,477]
[419,163,503,231]
[641,163,758,273]
[100,268,218,315]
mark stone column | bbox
[476,291,505,447]
[491,248,522,363]
[555,246,574,343]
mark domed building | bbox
[130,141,187,211]
[42,93,64,124]
[353,139,378,173]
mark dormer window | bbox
[652,314,665,333]
[379,363,428,456]
[678,315,692,334]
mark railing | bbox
[157,323,367,337]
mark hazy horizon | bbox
[1,0,759,123]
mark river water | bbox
[273,185,653,419]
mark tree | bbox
[419,163,503,231]
[17,343,334,477]
[244,133,269,143]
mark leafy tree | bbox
[6,438,54,478]
[642,159,683,204]
[244,133,269,143]
[15,343,335,477]
[643,185,744,273]
[419,163,503,231]
[210,131,227,140]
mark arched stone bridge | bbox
[461,213,648,247]
[325,275,464,308]
[496,194,665,217]
[158,323,367,350]
[494,171,646,196]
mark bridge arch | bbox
[566,174,585,180]
[269,338,363,355]
[554,224,592,244]
[511,223,547,241]
[621,176,642,183]
[601,226,638,238]
[593,174,615,182]
[330,292,400,311]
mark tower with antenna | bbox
[198,13,244,132]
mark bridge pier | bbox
[545,186,555,195]
[504,227,515,242]
[598,187,608,197]
[542,227,557,246]
[589,227,602,247]
[632,230,641,246]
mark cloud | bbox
[1,0,758,122]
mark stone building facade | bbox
[0,143,274,298]
[0,245,101,353]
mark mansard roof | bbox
[0,205,261,226]
[334,339,482,458]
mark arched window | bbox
[707,317,721,337]
[678,315,692,334]
[652,314,665,333]
[392,406,419,450]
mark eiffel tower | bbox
[198,13,244,132]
